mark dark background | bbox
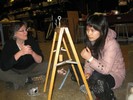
[0,0,120,16]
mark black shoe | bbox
[71,75,77,82]
[110,90,116,100]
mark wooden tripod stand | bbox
[43,27,93,100]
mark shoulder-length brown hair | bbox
[9,21,27,40]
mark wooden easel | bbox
[43,27,93,100]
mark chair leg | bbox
[58,69,70,90]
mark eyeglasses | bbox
[17,27,30,32]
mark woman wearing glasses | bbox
[80,14,125,100]
[0,21,47,89]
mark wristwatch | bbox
[87,56,94,63]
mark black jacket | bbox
[0,36,43,71]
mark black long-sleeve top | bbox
[0,36,44,71]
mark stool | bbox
[58,68,70,90]
[114,24,129,41]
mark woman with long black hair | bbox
[80,14,125,100]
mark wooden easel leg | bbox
[48,28,64,100]
[44,27,92,100]
[43,31,58,92]
[62,38,80,85]
[65,27,93,100]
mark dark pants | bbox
[88,71,115,89]
[70,64,115,88]
[0,61,48,86]
[70,65,116,100]
[87,71,116,100]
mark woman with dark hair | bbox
[80,14,125,100]
[0,21,47,89]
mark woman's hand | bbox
[81,47,92,60]
[21,45,33,55]
[14,45,33,61]
[17,45,42,63]
[84,73,90,79]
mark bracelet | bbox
[87,56,94,63]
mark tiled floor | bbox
[0,40,132,100]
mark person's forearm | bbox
[32,51,42,63]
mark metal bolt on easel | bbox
[55,16,62,28]
[57,16,61,27]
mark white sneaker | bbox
[80,84,96,99]
[80,84,87,94]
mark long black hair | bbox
[85,14,109,59]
